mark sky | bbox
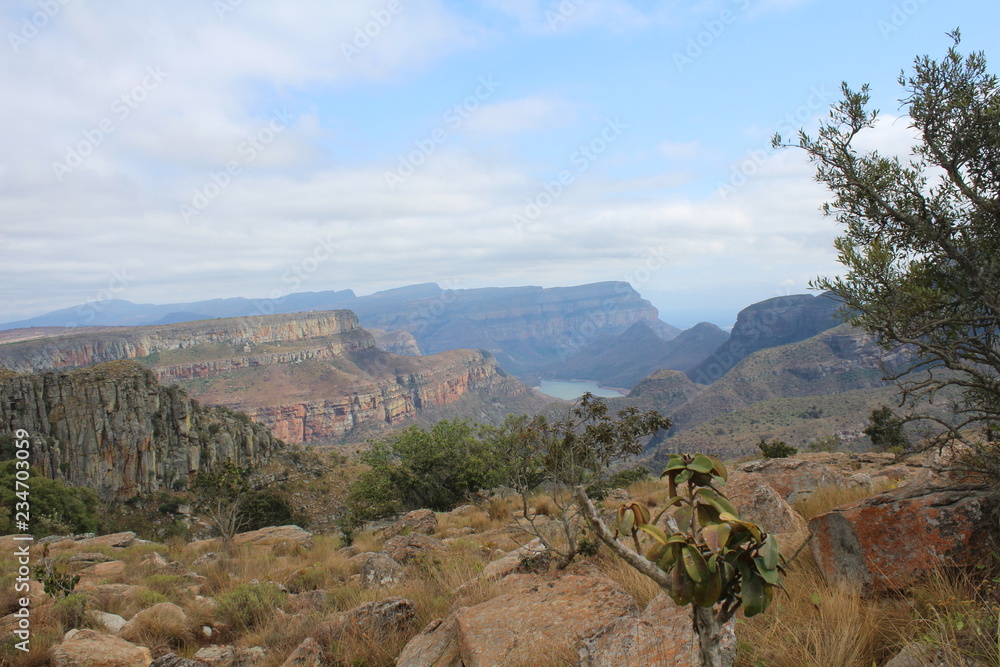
[1,1,997,329]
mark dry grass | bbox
[595,552,661,610]
[793,479,896,521]
[735,550,908,666]
[118,602,196,655]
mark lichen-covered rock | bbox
[280,637,324,667]
[810,480,998,591]
[383,509,438,538]
[381,533,445,564]
[396,575,638,667]
[193,645,266,666]
[150,654,206,667]
[723,472,806,534]
[325,596,417,640]
[51,629,151,667]
[579,591,736,666]
[358,552,405,589]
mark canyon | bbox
[0,311,545,446]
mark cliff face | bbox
[0,311,364,375]
[687,293,842,385]
[0,361,282,501]
[0,311,545,445]
[245,350,524,442]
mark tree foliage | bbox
[339,419,506,536]
[775,31,1000,469]
[496,394,670,568]
[579,453,783,667]
[864,405,911,454]
[0,461,98,537]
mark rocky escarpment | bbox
[0,311,546,445]
[243,349,527,443]
[0,361,282,500]
[0,311,365,375]
[687,293,842,385]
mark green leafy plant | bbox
[34,560,80,598]
[580,452,784,667]
[863,406,910,455]
[758,438,798,458]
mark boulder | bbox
[150,654,206,667]
[358,553,405,589]
[280,637,324,667]
[193,645,267,666]
[75,560,127,589]
[578,591,735,666]
[85,609,128,634]
[342,596,416,636]
[381,533,446,564]
[396,574,638,666]
[119,602,189,641]
[738,456,852,503]
[233,525,313,550]
[73,532,137,550]
[722,472,806,534]
[67,552,114,563]
[51,629,152,667]
[192,551,221,567]
[383,509,438,538]
[810,480,998,591]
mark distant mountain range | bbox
[0,281,675,376]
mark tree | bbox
[864,405,911,454]
[0,461,98,538]
[774,31,1000,471]
[494,394,671,568]
[338,419,506,538]
[578,453,783,667]
[190,462,252,551]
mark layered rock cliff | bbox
[0,311,546,445]
[0,311,365,375]
[0,361,282,501]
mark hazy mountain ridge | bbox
[543,320,728,388]
[687,292,843,384]
[0,281,678,377]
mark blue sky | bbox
[1,0,997,328]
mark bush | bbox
[0,461,99,538]
[758,438,798,458]
[53,593,88,628]
[216,583,286,633]
[342,419,506,533]
[242,490,298,531]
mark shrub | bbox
[53,593,88,628]
[0,461,98,537]
[216,583,286,633]
[758,438,798,458]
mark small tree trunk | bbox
[692,606,732,667]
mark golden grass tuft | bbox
[594,552,661,610]
[735,550,908,667]
[792,479,896,521]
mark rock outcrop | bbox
[0,361,282,500]
[0,311,365,375]
[809,478,998,591]
[51,629,152,667]
[396,574,639,666]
